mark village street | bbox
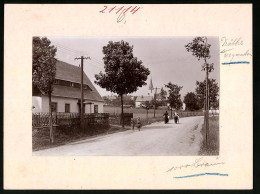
[33,116,204,156]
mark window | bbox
[59,80,71,87]
[54,79,59,84]
[51,102,57,112]
[74,83,81,88]
[94,105,98,113]
[83,84,92,91]
[65,104,70,113]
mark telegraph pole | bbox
[75,56,91,130]
[153,87,159,118]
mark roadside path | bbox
[33,116,204,156]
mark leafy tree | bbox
[160,87,167,106]
[33,37,57,143]
[165,82,183,118]
[95,40,150,127]
[185,36,214,145]
[195,79,219,110]
[184,92,200,111]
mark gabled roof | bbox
[53,60,104,102]
[135,96,153,102]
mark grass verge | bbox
[32,124,126,151]
[199,116,219,155]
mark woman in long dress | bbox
[163,111,169,124]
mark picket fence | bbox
[32,113,110,128]
[32,112,133,128]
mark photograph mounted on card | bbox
[32,36,219,156]
[4,4,252,189]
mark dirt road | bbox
[33,116,204,156]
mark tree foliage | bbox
[195,79,219,109]
[183,92,200,111]
[95,40,150,127]
[32,36,57,143]
[32,37,57,94]
[185,36,214,72]
[165,82,183,110]
[160,87,167,106]
[95,40,150,96]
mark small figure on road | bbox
[174,111,179,124]
[136,117,142,131]
[163,111,169,124]
[131,118,135,131]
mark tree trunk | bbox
[171,108,173,119]
[205,62,209,146]
[120,94,124,128]
[48,92,54,143]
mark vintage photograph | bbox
[32,36,219,156]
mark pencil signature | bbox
[166,157,225,173]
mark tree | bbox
[33,37,57,143]
[95,40,150,127]
[160,87,167,106]
[165,82,183,118]
[185,36,214,145]
[183,92,200,111]
[195,79,219,110]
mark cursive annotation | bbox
[166,157,225,173]
[220,37,251,63]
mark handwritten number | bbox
[123,6,132,14]
[130,6,140,14]
[109,6,116,13]
[116,6,124,14]
[100,6,107,13]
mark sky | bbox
[48,36,219,98]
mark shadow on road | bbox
[69,138,101,145]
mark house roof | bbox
[135,96,153,102]
[53,60,104,102]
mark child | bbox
[136,117,142,131]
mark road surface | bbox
[33,116,204,156]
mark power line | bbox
[52,41,84,53]
[52,41,88,55]
[55,45,82,55]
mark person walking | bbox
[174,111,179,124]
[163,111,169,124]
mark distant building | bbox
[105,95,117,101]
[135,96,153,107]
[32,60,104,114]
[154,93,162,101]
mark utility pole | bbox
[153,87,159,118]
[75,56,91,131]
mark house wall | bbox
[38,96,104,113]
[85,101,104,114]
[32,96,42,113]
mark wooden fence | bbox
[108,113,133,126]
[32,113,110,128]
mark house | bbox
[32,60,104,114]
[135,96,153,108]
